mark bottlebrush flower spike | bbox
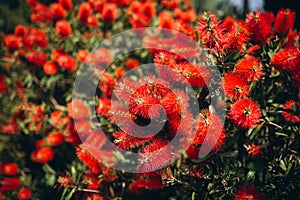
[25,51,47,66]
[196,12,224,51]
[43,61,58,75]
[246,10,273,44]
[68,99,89,120]
[3,163,18,176]
[0,177,21,191]
[76,147,100,174]
[271,47,300,72]
[125,58,140,69]
[235,56,264,82]
[192,109,225,151]
[55,20,72,37]
[129,173,164,196]
[245,144,263,158]
[57,175,72,187]
[282,100,300,123]
[138,139,172,172]
[113,130,153,150]
[229,99,262,129]
[31,147,55,163]
[5,35,21,50]
[78,2,92,23]
[50,3,66,20]
[274,9,295,36]
[17,188,32,200]
[158,11,175,30]
[101,3,118,23]
[224,72,250,100]
[57,53,77,71]
[235,185,269,200]
[58,0,73,11]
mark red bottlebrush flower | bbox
[175,22,195,40]
[192,109,225,151]
[77,49,89,62]
[228,99,262,129]
[196,12,225,52]
[55,20,72,37]
[46,132,64,146]
[247,45,261,55]
[158,11,175,30]
[57,54,77,71]
[86,16,99,27]
[141,2,156,20]
[57,175,72,187]
[93,0,104,13]
[5,35,21,50]
[125,58,140,69]
[26,51,47,66]
[43,61,58,75]
[58,0,73,11]
[78,3,92,23]
[129,173,163,196]
[282,100,300,123]
[286,30,299,48]
[161,0,178,10]
[15,25,26,37]
[129,86,161,119]
[17,188,31,200]
[96,98,112,117]
[271,47,300,72]
[0,115,19,134]
[0,74,7,94]
[101,3,118,23]
[35,139,45,149]
[31,3,53,23]
[246,10,273,44]
[224,72,250,100]
[32,147,54,163]
[138,139,172,172]
[176,9,196,23]
[68,99,89,120]
[186,144,201,160]
[27,0,38,7]
[1,177,21,191]
[26,27,48,48]
[75,119,92,138]
[235,56,264,82]
[245,144,263,158]
[76,147,100,174]
[235,185,269,200]
[51,49,66,62]
[90,48,113,66]
[113,130,151,150]
[84,173,103,189]
[85,130,107,149]
[161,89,189,117]
[115,67,126,79]
[99,72,115,98]
[274,9,295,36]
[50,3,66,20]
[225,21,250,53]
[3,163,18,176]
[174,62,211,87]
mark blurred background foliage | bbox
[0,0,299,34]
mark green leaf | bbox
[61,188,76,200]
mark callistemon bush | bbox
[0,0,299,199]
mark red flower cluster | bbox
[229,99,262,129]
